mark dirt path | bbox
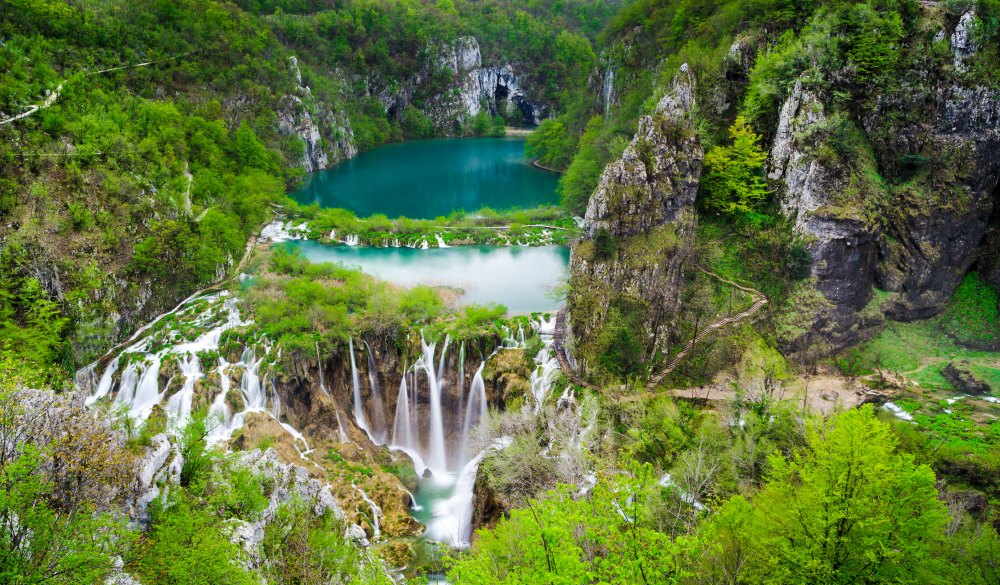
[532,159,563,173]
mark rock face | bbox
[951,10,978,72]
[277,56,357,173]
[767,79,882,356]
[865,78,1000,320]
[767,9,1000,356]
[570,65,702,360]
[584,64,701,238]
[369,36,547,132]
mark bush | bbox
[700,116,770,219]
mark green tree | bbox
[700,116,770,219]
[448,463,698,584]
[734,405,949,584]
[130,494,256,585]
[0,389,137,584]
[261,497,391,585]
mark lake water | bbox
[290,137,559,218]
[287,240,568,313]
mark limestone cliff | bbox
[767,80,882,356]
[277,56,357,173]
[569,65,703,364]
[766,8,1000,356]
[367,36,547,132]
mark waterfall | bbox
[75,364,96,396]
[207,358,234,443]
[434,234,450,248]
[166,354,203,425]
[392,368,413,450]
[349,338,375,442]
[130,356,162,423]
[364,341,388,445]
[460,362,488,460]
[355,486,383,539]
[114,362,140,409]
[316,341,329,396]
[529,347,560,413]
[419,336,449,475]
[425,437,511,548]
[85,357,120,406]
[240,347,266,411]
[454,343,465,467]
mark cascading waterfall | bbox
[364,341,388,445]
[77,293,313,457]
[355,485,383,539]
[349,337,376,443]
[86,357,120,406]
[460,362,488,459]
[390,320,560,548]
[392,369,415,456]
[418,335,449,475]
[166,354,203,423]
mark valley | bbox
[1,1,999,584]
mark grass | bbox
[850,318,1000,392]
[937,272,999,349]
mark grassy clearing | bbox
[848,318,999,392]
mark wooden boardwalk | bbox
[551,268,768,394]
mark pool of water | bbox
[286,240,568,313]
[289,137,559,219]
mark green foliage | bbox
[844,3,904,85]
[130,493,256,585]
[700,116,770,220]
[525,118,576,170]
[938,272,1000,349]
[179,410,213,488]
[593,227,616,260]
[261,497,392,585]
[0,389,137,584]
[727,406,949,584]
[595,296,648,381]
[400,106,435,139]
[448,463,699,584]
[559,116,626,215]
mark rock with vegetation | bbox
[569,65,702,377]
[941,362,992,395]
[767,79,882,357]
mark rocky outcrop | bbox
[861,16,1000,321]
[277,56,357,173]
[942,363,992,395]
[583,64,701,238]
[767,79,882,355]
[369,36,547,132]
[951,10,978,72]
[570,65,702,361]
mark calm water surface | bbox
[287,240,568,313]
[290,138,559,218]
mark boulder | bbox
[942,363,992,395]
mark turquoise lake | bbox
[287,240,568,313]
[290,137,559,218]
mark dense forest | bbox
[2,0,1000,584]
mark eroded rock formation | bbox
[570,64,703,362]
